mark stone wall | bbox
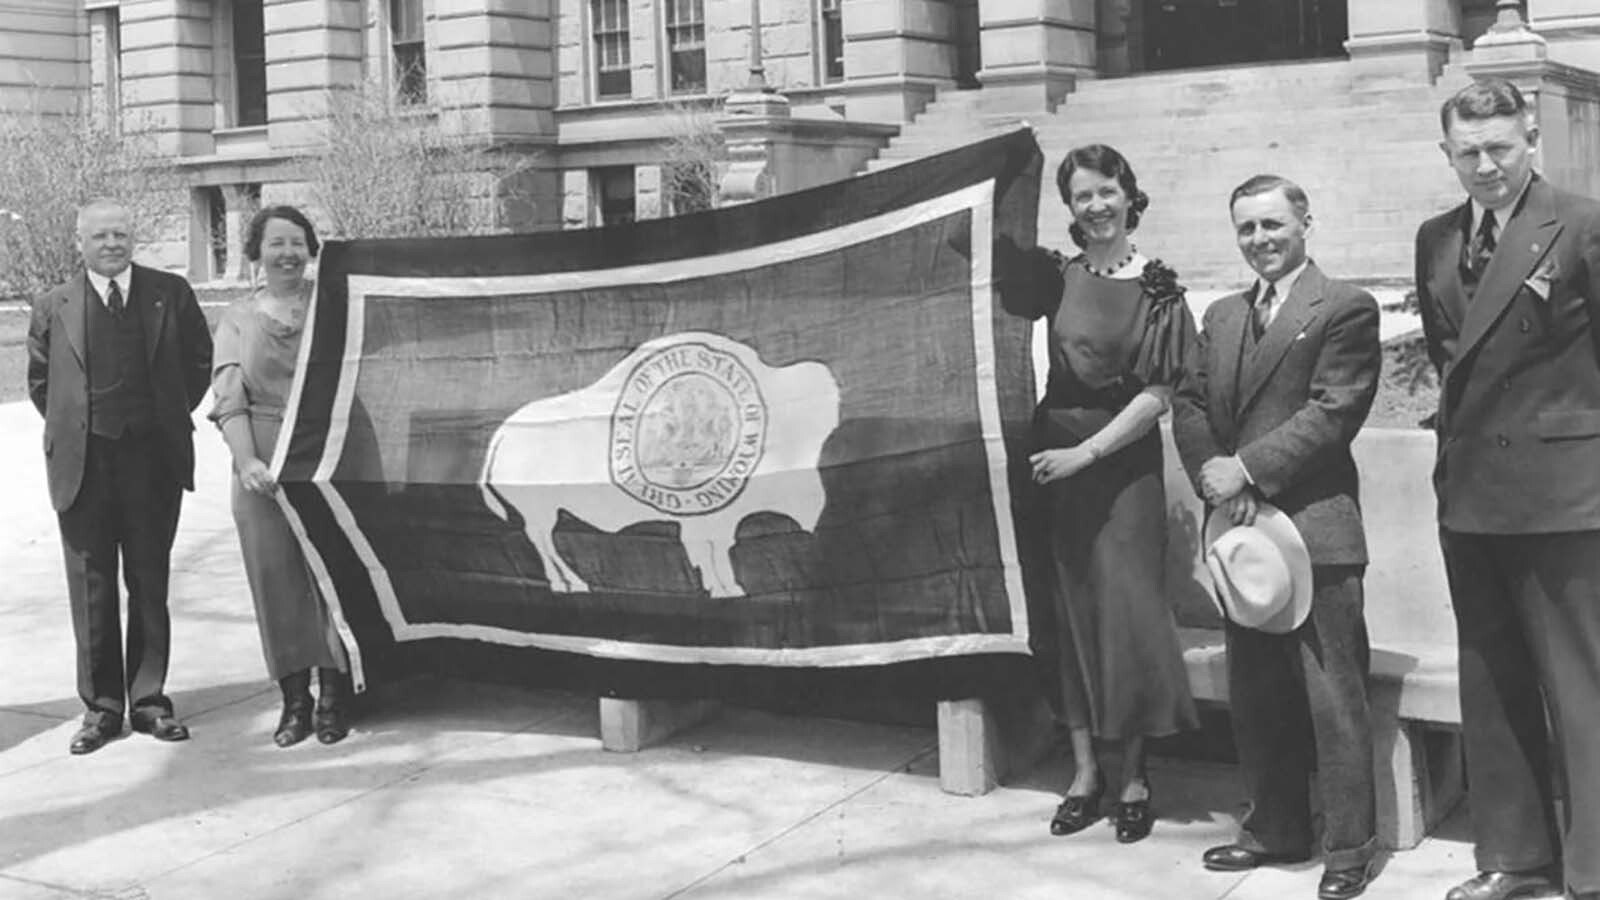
[0,0,85,114]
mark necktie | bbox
[1468,210,1497,279]
[105,279,125,315]
[1251,284,1275,341]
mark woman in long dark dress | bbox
[210,206,351,747]
[1016,145,1199,842]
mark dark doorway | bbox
[954,0,982,88]
[1140,0,1347,72]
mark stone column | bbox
[562,168,592,228]
[264,0,365,149]
[1530,0,1600,71]
[1344,0,1462,82]
[976,0,1094,114]
[841,0,960,124]
[220,184,257,281]
[430,0,555,139]
[1469,2,1600,200]
[117,0,216,156]
[634,164,663,219]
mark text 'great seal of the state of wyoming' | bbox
[480,331,840,598]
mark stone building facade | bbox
[6,0,1600,284]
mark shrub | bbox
[0,101,178,299]
[659,100,726,215]
[298,80,542,240]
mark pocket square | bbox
[1526,255,1560,302]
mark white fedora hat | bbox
[1202,503,1313,634]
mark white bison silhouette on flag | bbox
[480,332,841,598]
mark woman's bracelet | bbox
[1084,441,1104,460]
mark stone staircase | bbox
[867,60,1474,289]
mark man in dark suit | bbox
[26,199,213,755]
[1173,175,1382,900]
[1417,77,1600,900]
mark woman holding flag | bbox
[210,205,352,748]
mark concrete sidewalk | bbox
[0,399,1473,900]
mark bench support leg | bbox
[599,697,721,752]
[938,696,1055,796]
[1371,684,1464,849]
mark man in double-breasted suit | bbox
[1418,78,1600,900]
[1173,175,1382,900]
[27,199,213,755]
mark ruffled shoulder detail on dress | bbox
[1138,258,1186,317]
[1131,258,1198,388]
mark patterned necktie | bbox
[1468,210,1497,279]
[1251,284,1275,341]
[105,279,125,315]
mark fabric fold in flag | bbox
[276,127,1048,696]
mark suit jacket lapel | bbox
[62,273,89,370]
[1238,263,1327,417]
[131,264,169,363]
[1428,203,1470,331]
[1453,179,1564,367]
[1207,290,1249,444]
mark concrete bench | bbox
[1180,628,1463,850]
[598,427,1466,849]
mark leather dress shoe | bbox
[1202,844,1311,872]
[131,715,190,742]
[1049,774,1104,836]
[314,705,348,745]
[1113,797,1154,844]
[1319,864,1373,900]
[69,721,120,755]
[274,703,313,748]
[1445,871,1563,900]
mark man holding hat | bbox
[1173,174,1382,900]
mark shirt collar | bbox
[1471,172,1534,237]
[85,267,132,306]
[1257,259,1310,306]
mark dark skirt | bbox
[231,415,347,681]
[1037,422,1198,740]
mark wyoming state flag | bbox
[277,127,1045,693]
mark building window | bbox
[594,166,635,225]
[91,7,122,129]
[821,0,843,82]
[591,0,632,99]
[233,0,267,126]
[391,0,426,105]
[665,0,705,94]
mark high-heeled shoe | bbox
[1049,774,1105,836]
[314,667,350,745]
[1113,782,1154,843]
[274,670,313,748]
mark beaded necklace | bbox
[1082,242,1138,278]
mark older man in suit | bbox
[26,199,213,755]
[1173,174,1382,900]
[1417,78,1600,900]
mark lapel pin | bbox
[1531,243,1540,253]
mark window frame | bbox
[390,0,427,106]
[663,0,706,96]
[818,0,844,83]
[590,0,633,100]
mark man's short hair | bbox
[1229,174,1310,220]
[1439,77,1530,133]
[75,198,127,232]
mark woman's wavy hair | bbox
[1056,144,1150,249]
[244,205,320,263]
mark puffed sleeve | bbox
[994,239,1067,321]
[1131,260,1198,388]
[208,303,250,426]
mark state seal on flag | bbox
[610,340,768,516]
